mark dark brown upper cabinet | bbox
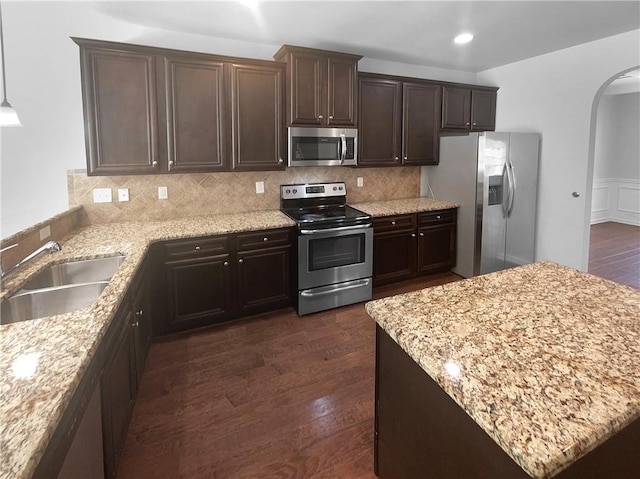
[358,74,441,167]
[74,38,286,175]
[441,85,497,131]
[164,55,227,172]
[77,43,160,176]
[229,63,286,171]
[274,45,362,127]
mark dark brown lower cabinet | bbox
[153,228,294,335]
[131,266,152,386]
[375,325,640,478]
[373,209,457,286]
[101,307,136,479]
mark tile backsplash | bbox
[68,167,421,224]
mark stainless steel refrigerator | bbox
[423,132,540,278]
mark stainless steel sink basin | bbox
[1,282,110,325]
[20,255,125,291]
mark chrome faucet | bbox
[1,241,62,289]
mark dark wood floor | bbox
[117,273,462,479]
[588,222,640,289]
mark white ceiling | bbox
[92,0,640,73]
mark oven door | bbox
[298,223,373,290]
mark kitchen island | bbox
[366,262,640,478]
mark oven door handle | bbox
[300,278,372,297]
[300,223,372,235]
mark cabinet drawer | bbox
[418,209,456,225]
[237,228,291,251]
[163,236,230,258]
[373,214,416,233]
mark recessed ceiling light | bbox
[454,33,474,45]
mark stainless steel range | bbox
[280,182,373,316]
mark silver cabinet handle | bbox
[223,261,229,266]
[300,223,372,235]
[263,237,268,242]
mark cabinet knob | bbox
[391,221,396,225]
[194,246,201,251]
[131,321,139,328]
[318,115,323,120]
[329,115,334,120]
[394,156,399,161]
[263,237,268,242]
[472,122,477,126]
[436,215,441,219]
[238,258,244,264]
[411,233,416,237]
[223,261,229,266]
[420,232,425,237]
[136,309,143,317]
[169,160,174,166]
[278,158,284,164]
[152,161,158,167]
[465,122,470,126]
[404,156,408,160]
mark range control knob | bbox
[292,189,297,194]
[333,186,337,191]
[286,189,291,194]
[339,186,343,191]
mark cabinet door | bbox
[230,63,286,170]
[163,254,232,333]
[358,77,403,167]
[164,56,227,172]
[326,56,358,127]
[237,246,291,315]
[101,309,136,479]
[287,52,324,126]
[471,89,497,131]
[131,270,151,387]
[402,82,441,165]
[373,229,417,286]
[79,46,160,175]
[441,85,471,130]
[417,222,457,274]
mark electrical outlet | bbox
[357,177,364,187]
[39,225,51,241]
[93,188,112,203]
[158,186,168,200]
[255,181,265,194]
[118,188,130,202]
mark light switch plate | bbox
[255,181,265,194]
[93,188,112,203]
[118,188,130,202]
[158,186,168,200]
[357,177,364,187]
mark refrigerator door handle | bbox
[507,160,516,217]
[501,162,509,218]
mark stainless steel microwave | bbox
[288,127,357,167]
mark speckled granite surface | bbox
[366,262,640,478]
[0,210,295,479]
[352,196,458,216]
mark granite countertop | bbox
[365,262,640,478]
[0,210,295,479]
[352,196,458,217]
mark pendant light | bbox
[0,1,21,127]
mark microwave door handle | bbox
[340,133,347,164]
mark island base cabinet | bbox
[375,325,640,479]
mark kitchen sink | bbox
[1,282,110,325]
[19,255,125,291]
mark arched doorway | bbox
[584,67,640,288]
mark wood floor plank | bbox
[116,273,461,478]
[589,222,640,289]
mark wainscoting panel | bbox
[591,178,640,226]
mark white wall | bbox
[0,1,476,239]
[476,29,640,271]
[591,92,640,225]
